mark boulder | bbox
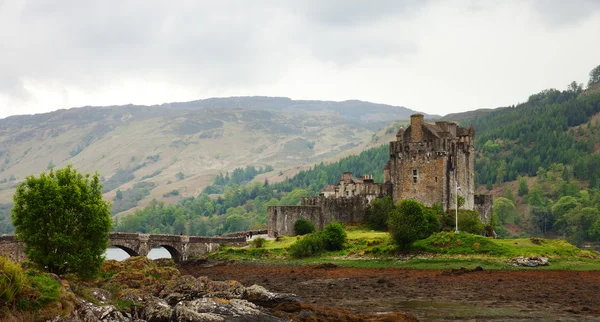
[141,296,173,322]
[244,284,300,307]
[174,298,283,322]
[59,299,129,322]
[512,256,549,267]
[90,288,113,303]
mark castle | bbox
[268,114,492,236]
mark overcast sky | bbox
[1,0,600,119]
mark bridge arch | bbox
[109,244,139,257]
[153,244,182,262]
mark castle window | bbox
[345,191,349,196]
[435,176,438,183]
[412,170,418,183]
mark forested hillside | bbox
[468,67,600,245]
[114,145,389,235]
[468,85,600,187]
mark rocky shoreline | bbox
[45,257,417,322]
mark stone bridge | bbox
[0,233,246,263]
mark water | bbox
[104,246,172,261]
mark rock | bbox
[141,296,173,322]
[159,275,209,300]
[91,288,113,303]
[244,284,300,308]
[174,298,283,322]
[59,299,129,322]
[204,280,245,299]
[512,256,549,267]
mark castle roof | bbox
[423,123,443,138]
[456,126,474,137]
[322,184,337,192]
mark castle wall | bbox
[304,196,370,226]
[454,142,475,210]
[475,194,493,224]
[268,206,322,236]
[268,196,371,236]
[0,235,25,263]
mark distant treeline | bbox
[113,145,389,235]
[466,88,600,189]
[203,165,274,194]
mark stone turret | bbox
[410,114,424,142]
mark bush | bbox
[321,222,347,251]
[0,256,25,304]
[11,165,112,279]
[457,210,485,234]
[288,233,325,258]
[250,237,267,248]
[388,200,427,249]
[294,218,316,235]
[423,207,441,236]
[366,196,394,230]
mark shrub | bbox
[388,200,427,249]
[321,222,347,251]
[457,210,485,234]
[11,165,112,278]
[423,207,441,236]
[294,218,316,235]
[366,196,394,230]
[288,233,325,258]
[0,256,25,304]
[250,237,267,248]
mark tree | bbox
[294,218,316,235]
[493,197,516,224]
[366,196,394,230]
[320,222,347,251]
[517,177,529,196]
[568,81,582,93]
[503,186,515,203]
[589,64,600,87]
[11,165,112,278]
[388,200,427,249]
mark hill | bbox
[0,97,431,232]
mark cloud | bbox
[1,0,600,119]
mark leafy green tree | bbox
[115,189,123,201]
[493,197,516,224]
[564,207,600,246]
[551,196,580,231]
[517,177,529,196]
[294,218,316,235]
[589,64,600,87]
[320,222,347,251]
[422,207,441,236]
[503,186,515,203]
[457,210,484,234]
[11,165,112,278]
[366,196,394,230]
[388,200,426,249]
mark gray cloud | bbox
[533,0,600,27]
[1,0,600,118]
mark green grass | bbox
[206,228,600,270]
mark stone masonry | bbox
[0,233,245,263]
[268,114,493,235]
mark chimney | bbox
[410,114,424,142]
[342,172,353,184]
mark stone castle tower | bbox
[384,114,475,210]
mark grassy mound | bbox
[0,256,71,320]
[412,232,591,257]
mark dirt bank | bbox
[179,262,600,321]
